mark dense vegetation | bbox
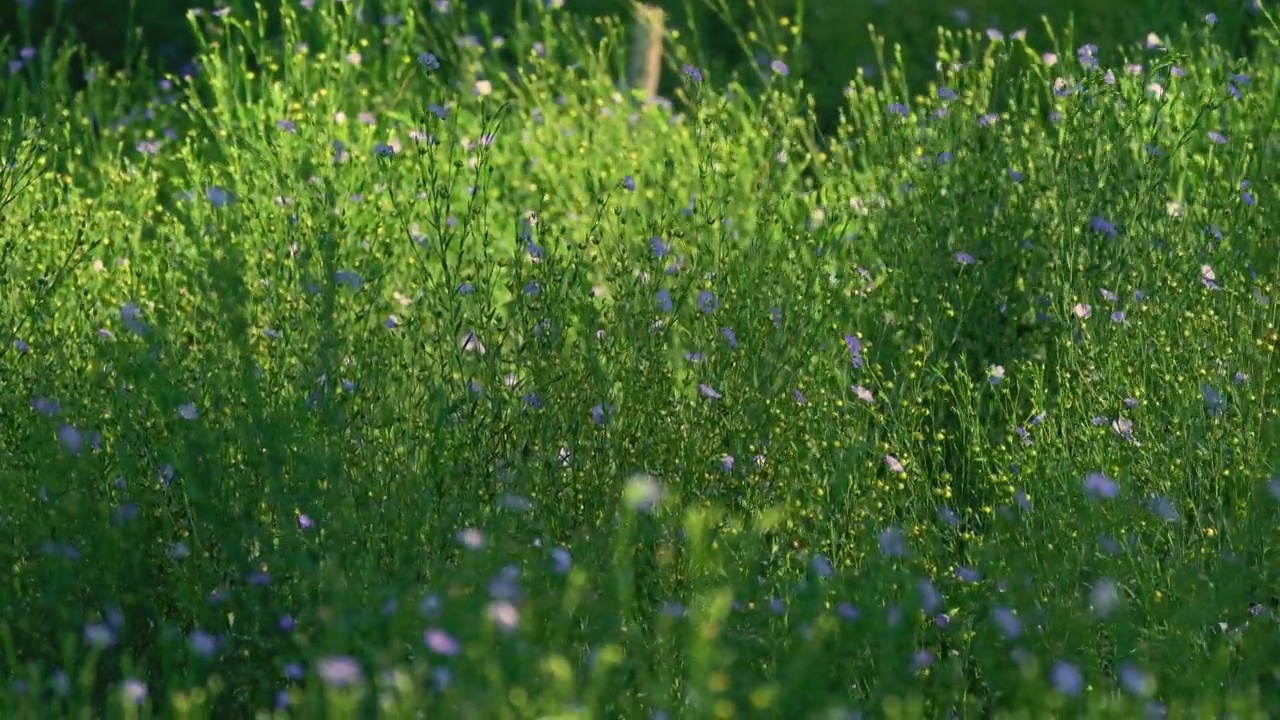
[1,1,1277,717]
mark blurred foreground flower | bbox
[624,472,664,513]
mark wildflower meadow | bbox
[1,1,1278,717]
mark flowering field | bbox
[1,1,1278,717]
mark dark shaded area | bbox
[4,1,1262,130]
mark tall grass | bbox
[0,1,1277,717]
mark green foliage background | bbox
[2,0,1264,127]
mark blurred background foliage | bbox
[1,0,1266,131]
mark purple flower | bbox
[698,383,721,400]
[811,555,834,577]
[955,566,980,583]
[31,397,59,416]
[938,505,959,527]
[488,601,520,633]
[884,454,905,474]
[1119,663,1156,697]
[1201,384,1225,415]
[188,630,218,657]
[456,528,486,550]
[887,605,903,626]
[121,678,148,706]
[722,327,738,349]
[697,290,718,314]
[460,331,485,354]
[655,288,673,313]
[912,649,934,672]
[85,623,115,648]
[316,656,364,687]
[879,527,908,558]
[989,365,1005,385]
[918,578,940,613]
[1112,416,1139,444]
[550,546,571,573]
[1090,578,1120,617]
[206,186,232,207]
[488,565,522,601]
[836,602,860,622]
[1201,264,1221,291]
[954,251,975,265]
[120,302,148,335]
[852,385,874,404]
[1051,661,1083,696]
[682,65,703,82]
[425,628,460,656]
[1014,489,1033,512]
[333,269,363,291]
[1077,44,1098,70]
[622,175,635,191]
[57,424,83,455]
[992,606,1022,639]
[1090,216,1116,237]
[418,52,440,70]
[845,335,864,368]
[770,59,789,76]
[1083,471,1118,500]
[1147,495,1179,522]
